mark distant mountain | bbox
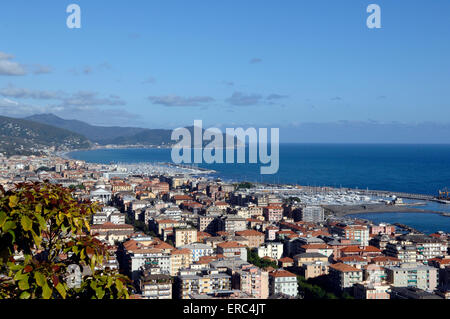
[0,115,91,156]
[25,114,148,144]
[25,114,235,147]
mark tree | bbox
[0,182,131,299]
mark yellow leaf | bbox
[9,196,19,208]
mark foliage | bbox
[236,182,254,190]
[247,248,278,270]
[297,276,339,299]
[0,182,131,299]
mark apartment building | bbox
[328,263,363,291]
[294,252,329,279]
[263,205,283,223]
[170,249,192,276]
[269,269,298,298]
[385,263,439,292]
[257,242,284,260]
[178,270,231,299]
[140,273,172,299]
[329,223,370,247]
[300,206,325,223]
[233,264,269,299]
[180,243,214,262]
[175,227,198,247]
[216,241,248,261]
[385,241,417,263]
[235,229,265,248]
[198,215,216,233]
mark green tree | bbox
[0,182,131,299]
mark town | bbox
[0,153,449,300]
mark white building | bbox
[257,242,284,260]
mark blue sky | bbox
[1,0,450,137]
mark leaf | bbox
[8,195,19,208]
[35,204,42,214]
[42,283,53,299]
[2,221,16,232]
[106,277,113,288]
[20,291,31,299]
[0,211,7,227]
[18,279,29,290]
[95,287,105,299]
[55,282,66,299]
[23,265,33,273]
[115,278,123,291]
[31,230,42,247]
[35,213,46,230]
[14,270,28,281]
[21,215,33,231]
[34,271,46,287]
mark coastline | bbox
[324,204,447,217]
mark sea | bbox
[68,144,450,234]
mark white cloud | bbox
[0,51,27,76]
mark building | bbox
[329,224,370,247]
[216,241,248,261]
[399,234,448,263]
[170,249,193,276]
[268,269,298,298]
[235,229,265,248]
[175,227,198,247]
[198,215,216,233]
[300,206,324,223]
[390,287,443,299]
[90,222,134,245]
[89,181,112,204]
[233,264,269,299]
[178,270,231,299]
[140,272,172,299]
[354,282,391,299]
[128,248,172,281]
[257,242,284,260]
[328,263,363,291]
[219,215,247,234]
[263,205,283,223]
[385,263,439,292]
[294,252,329,279]
[180,243,214,262]
[385,241,417,263]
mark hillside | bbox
[25,114,148,144]
[0,116,91,156]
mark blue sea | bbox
[348,212,450,234]
[68,144,450,234]
[69,144,450,195]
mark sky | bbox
[1,0,450,142]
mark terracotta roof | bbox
[371,256,400,262]
[338,256,367,263]
[363,246,382,253]
[173,195,192,200]
[171,248,191,255]
[340,246,363,253]
[235,229,264,237]
[217,241,246,249]
[278,257,294,263]
[329,263,362,272]
[269,269,296,278]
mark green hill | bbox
[0,115,91,156]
